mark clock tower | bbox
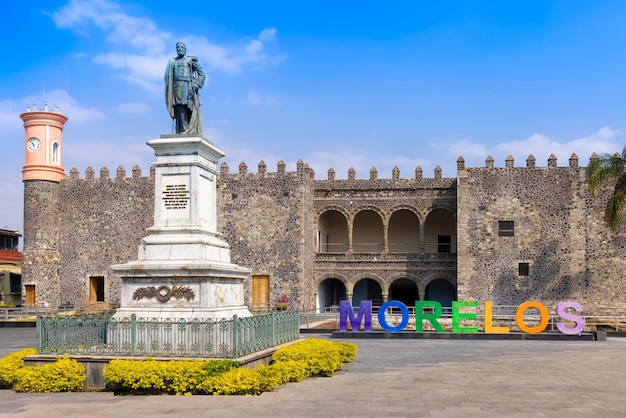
[21,106,67,182]
[21,106,68,307]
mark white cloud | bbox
[495,126,622,165]
[94,53,169,93]
[0,99,24,135]
[446,139,490,159]
[44,89,107,123]
[115,102,151,114]
[305,150,384,179]
[52,0,169,54]
[259,28,277,42]
[423,126,623,170]
[52,1,283,91]
[183,30,283,75]
[0,90,105,136]
[245,91,277,106]
[220,146,290,173]
[64,138,154,173]
[0,173,24,233]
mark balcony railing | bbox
[317,242,457,254]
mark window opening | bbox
[519,262,530,276]
[498,221,514,237]
[438,235,451,253]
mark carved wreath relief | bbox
[132,285,195,303]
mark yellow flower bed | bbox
[13,356,86,393]
[0,338,358,395]
[0,348,36,389]
[103,338,357,395]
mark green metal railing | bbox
[37,311,300,358]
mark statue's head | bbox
[176,42,186,57]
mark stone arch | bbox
[423,208,457,254]
[317,205,350,221]
[315,273,349,312]
[350,204,386,223]
[388,204,423,224]
[351,272,386,291]
[352,206,385,253]
[351,273,385,308]
[314,272,350,290]
[388,274,420,307]
[423,204,456,219]
[388,205,421,253]
[317,206,350,253]
[419,273,457,313]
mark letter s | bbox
[556,302,585,334]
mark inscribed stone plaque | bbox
[162,174,191,219]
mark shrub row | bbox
[0,338,358,395]
[0,349,86,393]
[0,348,36,389]
[103,338,357,395]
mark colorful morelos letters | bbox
[339,300,585,335]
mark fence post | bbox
[36,316,42,353]
[272,312,276,346]
[296,311,300,338]
[131,314,136,357]
[232,315,239,359]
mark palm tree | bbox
[587,146,626,231]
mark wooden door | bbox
[25,285,35,306]
[89,277,105,302]
[251,275,270,311]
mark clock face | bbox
[27,137,41,152]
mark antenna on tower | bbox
[43,81,48,111]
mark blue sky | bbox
[2,0,626,233]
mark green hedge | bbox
[0,348,36,388]
[0,338,358,395]
[103,338,358,395]
[103,359,238,395]
[13,356,86,393]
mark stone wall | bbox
[217,160,316,310]
[55,167,154,307]
[22,152,626,312]
[457,155,626,312]
[23,181,62,307]
[313,171,457,296]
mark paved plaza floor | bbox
[1,328,625,417]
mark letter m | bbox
[339,300,372,332]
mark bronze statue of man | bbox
[164,42,206,135]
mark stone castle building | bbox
[20,109,626,313]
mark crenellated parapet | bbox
[220,160,457,181]
[66,165,155,181]
[219,160,316,181]
[457,153,581,170]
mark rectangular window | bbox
[498,221,515,237]
[438,235,451,253]
[518,262,530,276]
[9,273,21,294]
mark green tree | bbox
[587,147,626,231]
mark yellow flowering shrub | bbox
[103,359,237,395]
[13,356,86,393]
[0,348,36,388]
[206,368,263,395]
[335,341,358,363]
[272,338,356,376]
[261,359,308,385]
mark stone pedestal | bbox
[112,135,251,320]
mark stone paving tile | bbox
[2,329,626,417]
